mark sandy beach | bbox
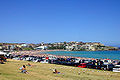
[10,50,98,60]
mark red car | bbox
[78,63,87,68]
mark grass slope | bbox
[0,59,120,80]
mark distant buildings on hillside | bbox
[0,41,119,51]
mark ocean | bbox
[43,51,120,60]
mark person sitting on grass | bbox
[53,69,60,74]
[20,65,28,74]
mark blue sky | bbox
[0,0,120,47]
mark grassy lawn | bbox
[0,59,120,80]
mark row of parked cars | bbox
[49,57,120,71]
[10,55,120,72]
[11,55,49,63]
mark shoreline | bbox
[11,50,106,60]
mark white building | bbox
[66,44,78,50]
[0,46,2,49]
[21,44,28,47]
[66,45,74,50]
[35,46,48,50]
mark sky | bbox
[0,0,120,47]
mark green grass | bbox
[0,59,120,80]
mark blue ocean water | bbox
[43,51,120,60]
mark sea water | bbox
[43,51,120,60]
